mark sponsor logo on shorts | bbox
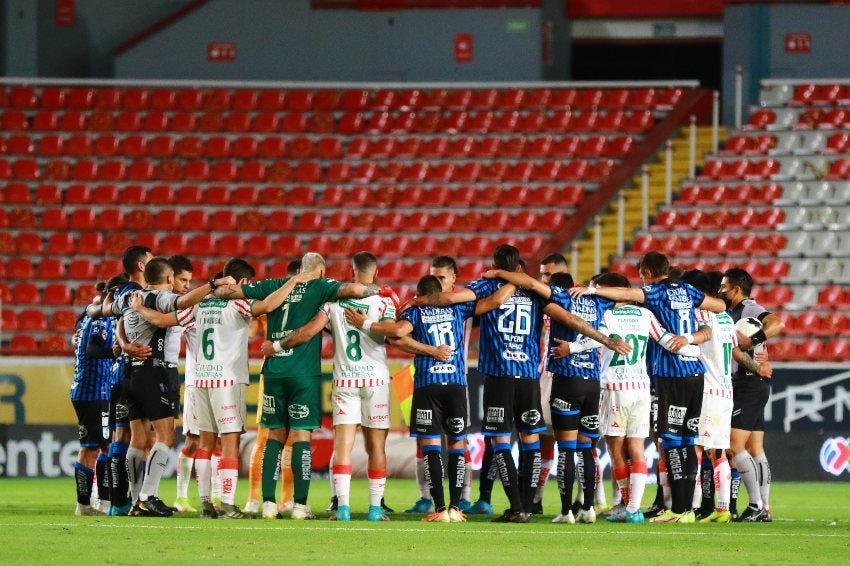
[217,415,237,424]
[262,394,276,414]
[430,364,457,374]
[487,407,505,423]
[160,396,171,407]
[77,425,87,440]
[374,403,388,409]
[416,409,433,426]
[288,404,310,419]
[521,410,541,425]
[115,403,129,420]
[581,415,599,431]
[687,417,699,433]
[551,398,572,412]
[369,414,389,422]
[667,405,686,426]
[502,350,530,362]
[222,404,236,411]
[446,417,465,434]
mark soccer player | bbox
[346,274,509,522]
[164,256,201,514]
[551,272,700,523]
[71,275,126,516]
[721,268,784,522]
[569,252,725,523]
[104,245,152,516]
[130,258,317,518]
[93,257,234,517]
[214,252,381,520]
[410,244,629,522]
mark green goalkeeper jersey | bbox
[242,277,342,377]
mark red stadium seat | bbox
[11,283,40,304]
[6,335,39,355]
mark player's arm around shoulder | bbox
[475,281,517,315]
[544,301,631,355]
[698,295,726,314]
[389,335,452,361]
[260,309,329,358]
[344,306,413,339]
[483,269,551,299]
[128,291,184,328]
[571,284,645,304]
[251,269,321,316]
[176,275,236,310]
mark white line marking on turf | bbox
[13,523,847,538]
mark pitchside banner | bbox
[0,360,848,479]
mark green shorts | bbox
[260,373,321,431]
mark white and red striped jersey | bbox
[696,309,736,398]
[322,296,395,388]
[178,296,253,387]
[598,305,667,390]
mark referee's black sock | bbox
[422,445,446,512]
[494,443,522,512]
[478,443,495,504]
[556,440,577,515]
[519,441,541,513]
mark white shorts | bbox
[599,388,651,438]
[193,384,247,435]
[696,393,733,449]
[182,385,199,436]
[539,370,553,434]
[332,384,390,429]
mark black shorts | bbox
[72,400,110,448]
[411,383,468,441]
[654,374,704,441]
[109,381,130,430]
[650,385,659,436]
[549,375,600,437]
[482,375,545,436]
[126,364,180,422]
[731,375,771,432]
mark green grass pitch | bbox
[0,478,847,564]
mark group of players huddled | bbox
[69,242,782,524]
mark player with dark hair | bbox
[569,251,725,523]
[71,274,127,516]
[721,268,784,522]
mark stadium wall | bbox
[113,0,542,81]
[722,3,850,124]
[1,360,849,480]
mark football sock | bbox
[368,468,386,508]
[74,463,94,505]
[332,464,352,507]
[494,442,523,512]
[96,453,110,504]
[195,448,213,502]
[578,443,596,510]
[210,451,222,502]
[478,443,495,503]
[176,447,194,500]
[461,449,473,501]
[658,456,672,509]
[108,441,130,507]
[754,453,771,509]
[520,441,542,513]
[714,456,731,511]
[730,468,741,514]
[292,441,312,505]
[281,441,294,504]
[731,451,763,509]
[534,442,555,504]
[422,445,446,512]
[415,447,430,500]
[628,461,648,514]
[126,446,145,503]
[556,440,577,515]
[593,448,606,507]
[248,427,269,502]
[140,442,170,501]
[662,442,687,514]
[448,449,465,509]
[700,453,715,509]
[613,465,630,508]
[683,444,699,511]
[652,458,665,508]
[219,458,239,506]
[261,439,283,502]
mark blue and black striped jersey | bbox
[641,280,707,377]
[466,278,546,378]
[71,315,115,402]
[402,301,476,388]
[546,286,614,379]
